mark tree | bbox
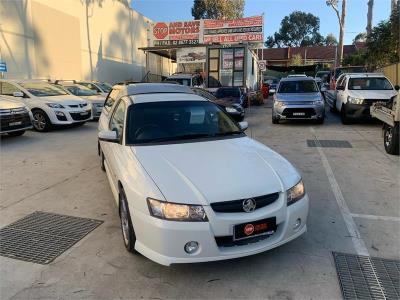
[290,54,303,66]
[265,11,324,48]
[325,33,338,45]
[366,0,374,35]
[326,0,347,66]
[353,32,367,44]
[191,0,245,20]
[365,20,398,67]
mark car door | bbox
[336,77,348,111]
[102,97,128,191]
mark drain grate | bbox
[0,211,103,264]
[307,139,353,148]
[333,252,400,300]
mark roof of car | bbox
[280,77,316,82]
[122,83,194,96]
[166,73,195,79]
[343,73,386,78]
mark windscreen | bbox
[65,84,97,96]
[126,101,242,145]
[19,82,67,97]
[348,77,394,90]
[278,80,318,93]
[216,88,240,99]
[98,82,112,93]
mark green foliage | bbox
[265,11,324,48]
[191,0,245,20]
[290,54,303,66]
[365,20,399,67]
[342,50,367,66]
[325,33,338,46]
[353,32,367,44]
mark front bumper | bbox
[345,103,374,119]
[131,194,309,266]
[274,103,325,120]
[91,103,104,119]
[0,111,33,134]
[49,107,92,125]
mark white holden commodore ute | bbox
[98,83,309,266]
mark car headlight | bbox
[348,96,364,105]
[287,180,305,206]
[46,103,65,109]
[225,107,237,113]
[313,100,324,105]
[274,100,285,107]
[147,198,208,222]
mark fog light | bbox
[184,241,199,254]
[293,218,301,230]
[55,111,65,117]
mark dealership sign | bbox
[177,47,206,64]
[203,16,263,44]
[150,16,263,47]
[151,20,201,46]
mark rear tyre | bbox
[72,122,86,127]
[340,106,351,125]
[32,110,52,132]
[8,130,25,137]
[119,189,137,254]
[100,149,106,172]
[383,123,399,155]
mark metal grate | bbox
[307,139,353,148]
[333,252,400,300]
[0,211,103,264]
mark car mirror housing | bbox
[13,91,24,98]
[238,121,248,131]
[395,85,400,91]
[98,130,119,143]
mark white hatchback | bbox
[98,83,309,266]
[0,80,92,131]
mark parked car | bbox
[263,77,279,95]
[164,73,204,88]
[331,73,398,124]
[0,96,33,136]
[287,74,307,78]
[0,80,91,131]
[76,81,112,96]
[98,83,309,266]
[54,81,105,119]
[215,86,247,108]
[272,77,325,124]
[371,94,400,155]
[192,87,245,121]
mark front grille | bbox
[210,192,279,213]
[282,108,316,118]
[364,99,388,106]
[0,111,31,131]
[70,111,91,121]
[215,230,275,247]
[68,105,78,108]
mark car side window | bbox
[104,89,119,112]
[109,100,126,139]
[0,82,20,96]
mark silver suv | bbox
[272,77,325,124]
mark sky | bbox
[131,0,393,45]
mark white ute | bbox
[0,80,92,131]
[98,83,309,266]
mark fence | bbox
[377,63,400,86]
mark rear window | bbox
[278,80,318,93]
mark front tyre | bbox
[340,105,351,125]
[119,189,137,254]
[32,109,52,132]
[384,123,399,155]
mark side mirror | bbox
[320,86,327,92]
[395,85,399,91]
[238,121,248,131]
[336,85,345,91]
[13,91,24,97]
[98,130,119,143]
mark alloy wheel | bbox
[120,200,130,246]
[384,126,393,147]
[33,112,46,131]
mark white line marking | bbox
[310,127,369,256]
[350,213,400,222]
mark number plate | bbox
[293,112,305,116]
[9,121,22,126]
[80,112,89,116]
[233,217,277,241]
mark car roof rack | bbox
[54,80,77,85]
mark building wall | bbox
[0,0,173,83]
[377,63,400,86]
